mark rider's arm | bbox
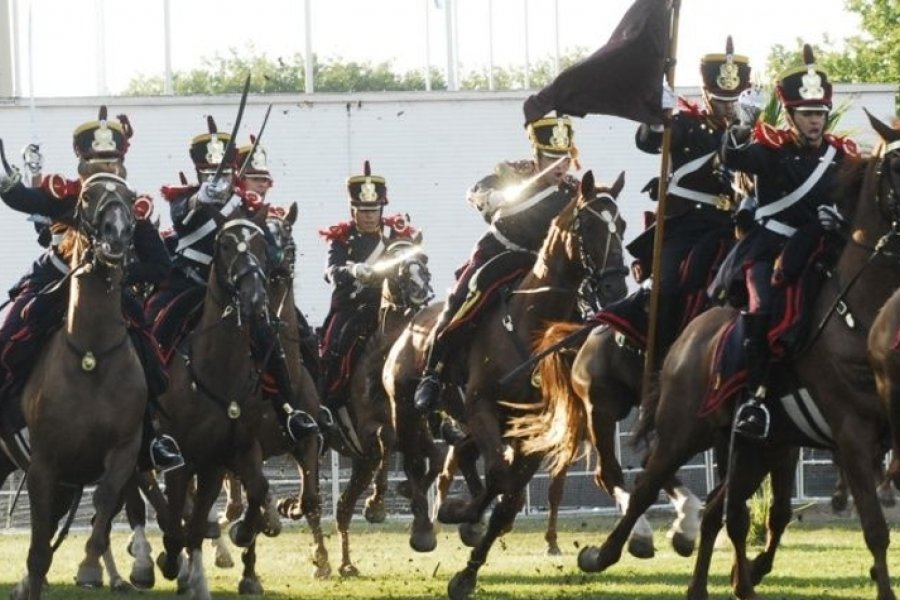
[126,219,172,286]
[324,240,354,285]
[1,181,74,219]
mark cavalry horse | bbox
[577,111,900,600]
[207,202,333,585]
[155,208,282,599]
[419,171,628,599]
[330,235,434,576]
[0,173,147,599]
[508,319,705,560]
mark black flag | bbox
[523,0,670,125]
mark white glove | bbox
[350,262,376,283]
[738,87,766,126]
[22,144,42,175]
[467,187,505,218]
[661,84,676,111]
[196,179,231,205]
[817,204,845,231]
[0,166,22,193]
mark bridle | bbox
[573,191,628,309]
[74,173,136,268]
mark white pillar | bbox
[0,0,15,97]
[487,0,494,91]
[163,0,173,94]
[424,0,431,91]
[444,0,456,91]
[304,0,314,93]
[523,0,530,89]
[95,0,107,95]
[553,0,560,76]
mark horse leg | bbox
[77,441,140,588]
[237,540,263,595]
[662,476,703,557]
[364,427,390,524]
[120,477,155,589]
[544,466,565,556]
[399,417,438,553]
[748,446,798,585]
[447,453,541,600]
[686,481,726,600]
[449,438,487,547]
[230,442,277,547]
[293,437,332,579]
[16,461,56,600]
[836,430,896,600]
[337,456,378,576]
[832,454,850,512]
[158,467,191,582]
[183,469,227,600]
[724,444,774,600]
[224,473,246,521]
[435,444,457,518]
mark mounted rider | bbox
[622,36,751,356]
[147,118,318,443]
[0,107,184,472]
[414,114,579,413]
[319,161,421,418]
[718,44,859,440]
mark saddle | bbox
[150,286,205,364]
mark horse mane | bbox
[532,193,579,277]
[834,153,871,221]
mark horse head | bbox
[864,109,900,227]
[264,202,298,281]
[212,208,271,322]
[378,238,433,310]
[75,172,136,266]
[573,170,629,309]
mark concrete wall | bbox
[0,86,894,325]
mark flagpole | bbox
[642,0,681,392]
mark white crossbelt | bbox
[667,151,730,208]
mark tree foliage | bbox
[122,45,587,96]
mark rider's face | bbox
[242,177,272,197]
[790,110,828,146]
[353,208,382,234]
[536,153,571,187]
[709,98,737,123]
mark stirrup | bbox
[734,397,770,441]
[440,416,469,446]
[286,410,320,444]
[150,435,185,473]
[414,371,442,413]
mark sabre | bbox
[0,139,13,174]
[209,73,252,186]
[237,103,273,180]
[372,246,425,275]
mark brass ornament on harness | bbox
[228,401,241,419]
[81,351,97,372]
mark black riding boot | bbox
[268,343,321,444]
[414,286,468,413]
[734,312,771,440]
[145,400,185,473]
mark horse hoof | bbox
[229,519,256,548]
[225,502,245,522]
[448,569,477,600]
[75,564,104,588]
[578,546,603,573]
[749,555,772,586]
[458,522,485,548]
[129,566,156,589]
[627,535,655,559]
[439,497,473,525]
[205,521,221,539]
[670,531,695,557]
[110,576,135,593]
[314,563,332,579]
[238,576,264,595]
[396,480,413,499]
[831,493,848,513]
[339,563,360,577]
[686,585,710,600]
[215,553,235,569]
[11,579,28,600]
[157,552,180,581]
[410,526,438,553]
[276,496,302,520]
[364,498,386,524]
[546,543,562,557]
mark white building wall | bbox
[0,85,894,325]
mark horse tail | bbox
[506,321,588,477]
[632,368,660,451]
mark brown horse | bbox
[208,202,333,586]
[330,236,434,576]
[155,209,282,599]
[509,320,705,559]
[420,171,628,599]
[2,173,146,599]
[579,111,900,600]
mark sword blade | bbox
[210,73,252,184]
[0,139,11,174]
[237,103,273,180]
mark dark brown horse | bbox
[209,202,333,586]
[579,111,900,600]
[331,236,434,576]
[508,320,704,559]
[155,209,282,599]
[3,173,146,599]
[423,171,628,599]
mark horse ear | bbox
[864,108,900,144]
[611,171,626,197]
[286,202,298,225]
[580,170,595,198]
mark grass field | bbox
[0,512,893,599]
